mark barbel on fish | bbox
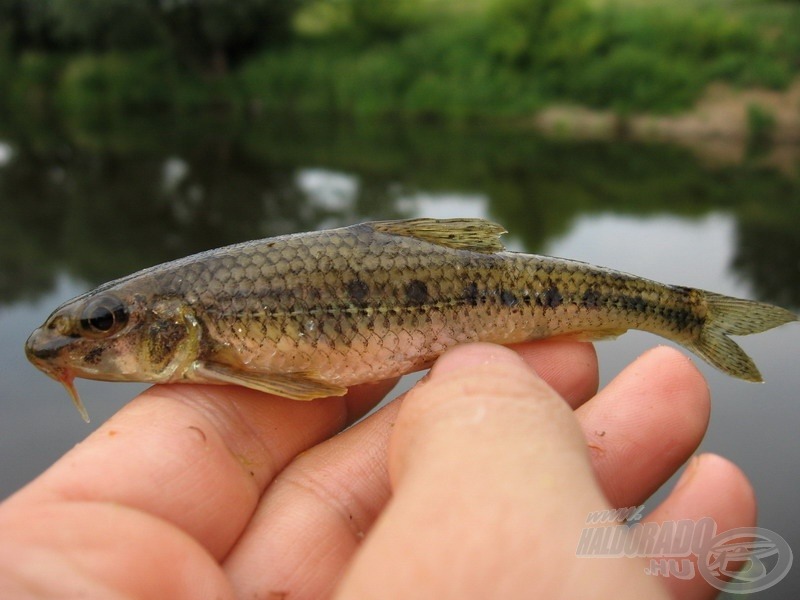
[25,218,798,422]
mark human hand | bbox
[0,341,754,599]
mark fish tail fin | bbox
[686,292,797,382]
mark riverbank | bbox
[3,0,800,168]
[533,78,800,173]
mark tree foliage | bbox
[486,0,593,67]
[0,0,306,74]
[151,0,305,74]
[48,0,157,51]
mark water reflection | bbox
[2,116,799,599]
[0,141,12,166]
[297,169,359,212]
[1,116,798,308]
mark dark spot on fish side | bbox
[582,289,601,309]
[463,282,479,306]
[347,279,370,306]
[631,296,647,312]
[83,346,105,365]
[542,286,563,309]
[405,280,428,306]
[617,294,648,313]
[618,295,634,311]
[500,290,518,307]
[670,308,701,331]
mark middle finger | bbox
[576,346,711,508]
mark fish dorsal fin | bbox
[370,218,507,253]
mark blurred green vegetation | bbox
[2,0,800,120]
[1,114,799,308]
[1,1,799,306]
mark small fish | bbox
[26,218,797,422]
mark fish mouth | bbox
[25,327,71,363]
[25,328,91,423]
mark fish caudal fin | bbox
[687,292,797,382]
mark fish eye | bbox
[79,295,129,337]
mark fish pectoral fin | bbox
[195,362,348,400]
[557,328,629,342]
[370,218,507,253]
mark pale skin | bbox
[0,341,755,599]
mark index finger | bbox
[3,379,397,560]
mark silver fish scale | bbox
[142,223,703,387]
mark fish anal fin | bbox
[370,218,507,253]
[686,334,762,383]
[194,362,348,400]
[557,328,629,343]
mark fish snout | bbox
[25,328,69,365]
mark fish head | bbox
[26,288,201,421]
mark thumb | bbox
[336,343,666,599]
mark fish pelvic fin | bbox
[194,361,348,400]
[687,292,797,382]
[370,218,507,253]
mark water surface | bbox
[1,115,798,595]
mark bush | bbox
[4,52,63,115]
[239,46,340,114]
[6,0,800,121]
[486,0,594,67]
[558,46,701,112]
[55,51,177,115]
[239,0,800,119]
[346,0,426,42]
[53,50,234,118]
[335,47,411,116]
[747,103,776,144]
